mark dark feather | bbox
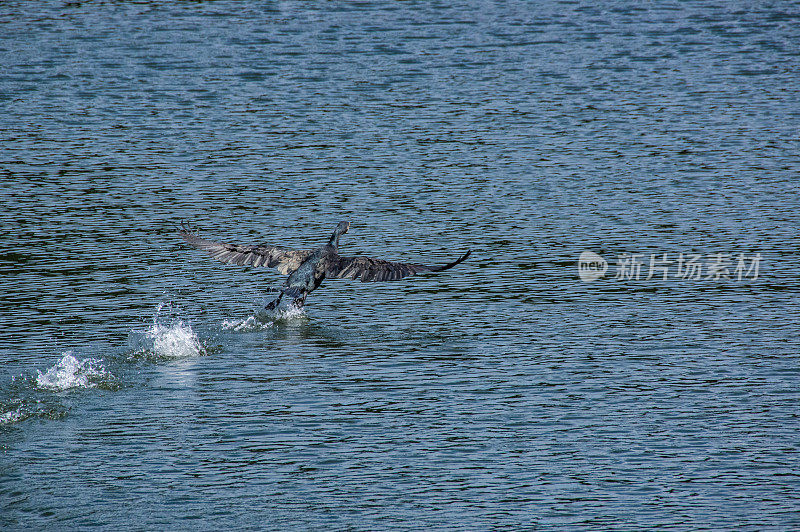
[179,224,311,275]
[324,250,471,282]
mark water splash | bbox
[1,369,81,426]
[35,352,110,391]
[140,302,206,358]
[147,320,205,358]
[221,304,307,331]
[274,304,308,321]
[221,314,273,331]
[0,400,66,426]
[0,406,24,425]
[221,296,308,331]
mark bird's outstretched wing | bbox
[324,250,471,282]
[179,224,311,275]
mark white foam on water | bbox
[221,314,273,331]
[147,319,205,358]
[0,406,24,425]
[275,304,308,321]
[35,352,110,391]
[136,301,207,359]
[221,300,307,331]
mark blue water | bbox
[2,1,799,529]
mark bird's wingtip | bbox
[178,221,200,241]
[454,249,471,264]
[431,249,472,272]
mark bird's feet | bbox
[265,295,282,311]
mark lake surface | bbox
[2,1,799,529]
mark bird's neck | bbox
[328,231,340,248]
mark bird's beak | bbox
[345,221,351,233]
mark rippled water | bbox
[2,1,799,529]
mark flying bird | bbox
[179,221,471,310]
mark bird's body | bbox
[179,221,470,311]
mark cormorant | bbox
[179,221,471,310]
